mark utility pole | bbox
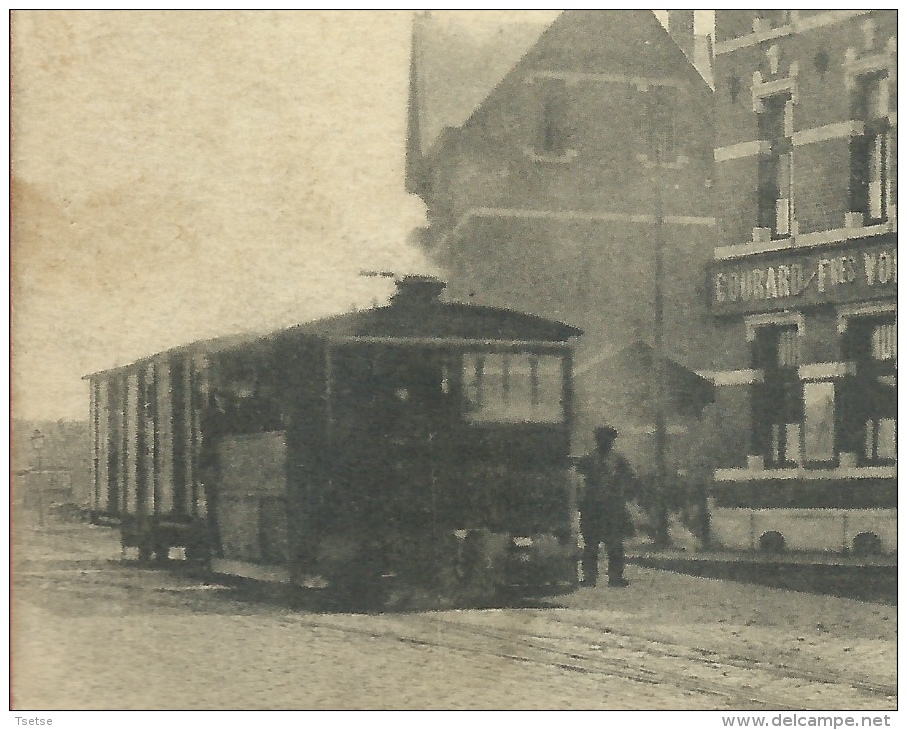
[650,86,670,549]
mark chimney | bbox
[694,32,714,88]
[391,275,446,306]
[667,10,695,62]
[405,12,429,196]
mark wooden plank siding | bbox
[125,371,139,515]
[183,357,196,516]
[141,363,155,516]
[192,355,209,518]
[155,359,175,515]
[89,378,98,510]
[97,379,110,514]
[113,374,127,516]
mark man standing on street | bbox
[576,426,639,588]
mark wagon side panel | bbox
[89,377,98,512]
[281,338,328,576]
[169,357,189,517]
[141,363,156,517]
[119,375,129,515]
[94,378,111,517]
[191,354,209,519]
[155,359,175,516]
[106,375,120,516]
[124,370,140,516]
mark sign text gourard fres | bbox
[711,242,897,315]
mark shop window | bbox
[758,94,793,238]
[866,418,897,461]
[771,422,801,465]
[839,314,897,464]
[851,73,890,224]
[871,320,897,360]
[462,352,564,423]
[752,324,803,467]
[866,319,897,462]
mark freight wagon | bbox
[86,276,583,604]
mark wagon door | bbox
[213,432,290,579]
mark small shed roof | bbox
[581,340,716,419]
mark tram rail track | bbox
[15,559,896,710]
[282,612,814,710]
[545,614,897,701]
[415,613,851,711]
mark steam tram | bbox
[87,277,583,604]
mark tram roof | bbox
[85,288,582,379]
[290,298,582,342]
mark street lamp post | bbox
[30,429,46,526]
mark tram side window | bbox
[462,353,564,423]
[209,362,283,435]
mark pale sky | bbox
[11,10,703,421]
[12,10,436,421]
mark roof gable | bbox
[410,11,557,154]
[463,10,711,133]
[528,10,696,76]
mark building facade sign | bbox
[711,239,897,315]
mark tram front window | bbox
[462,352,564,424]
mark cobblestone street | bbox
[11,521,897,710]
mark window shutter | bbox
[757,155,779,230]
[850,136,870,215]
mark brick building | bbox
[704,11,897,554]
[407,10,718,477]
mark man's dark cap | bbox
[595,426,618,443]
